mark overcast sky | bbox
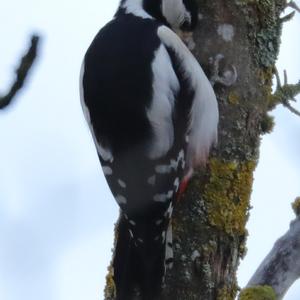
[0,1,299,300]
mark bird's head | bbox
[143,0,199,31]
[150,0,199,49]
[118,0,199,49]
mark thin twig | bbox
[280,1,300,22]
[0,35,40,109]
[283,101,300,116]
[272,67,300,117]
[287,1,300,13]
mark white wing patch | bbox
[157,26,219,169]
[147,44,180,159]
[80,62,114,163]
[121,0,152,19]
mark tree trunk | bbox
[162,1,287,299]
[105,1,293,299]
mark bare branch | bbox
[284,70,288,86]
[0,35,40,109]
[271,68,300,117]
[280,11,296,23]
[280,1,300,23]
[287,1,300,13]
[274,67,282,89]
[283,101,300,116]
[241,198,300,300]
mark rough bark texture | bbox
[105,1,300,299]
[162,1,282,298]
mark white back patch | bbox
[147,44,180,159]
[121,0,152,19]
[157,26,219,169]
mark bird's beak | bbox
[175,30,196,51]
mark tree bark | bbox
[105,1,300,299]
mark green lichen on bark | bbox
[203,159,256,236]
[270,79,300,109]
[104,265,116,300]
[239,285,276,300]
[235,0,285,68]
[259,113,275,134]
[217,285,239,300]
[292,197,300,216]
[228,91,240,105]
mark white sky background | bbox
[0,1,299,300]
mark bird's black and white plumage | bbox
[80,0,218,299]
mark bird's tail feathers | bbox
[113,214,170,300]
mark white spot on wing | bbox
[102,166,113,176]
[98,144,113,162]
[118,179,126,188]
[154,191,174,203]
[147,175,156,185]
[185,135,189,143]
[162,231,166,243]
[129,229,134,238]
[156,219,163,226]
[157,26,219,168]
[154,194,168,203]
[155,165,172,174]
[155,149,185,174]
[164,202,174,218]
[129,220,136,226]
[165,223,174,269]
[167,190,174,199]
[174,178,180,192]
[147,44,179,159]
[116,195,127,205]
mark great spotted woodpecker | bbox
[80,0,218,299]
